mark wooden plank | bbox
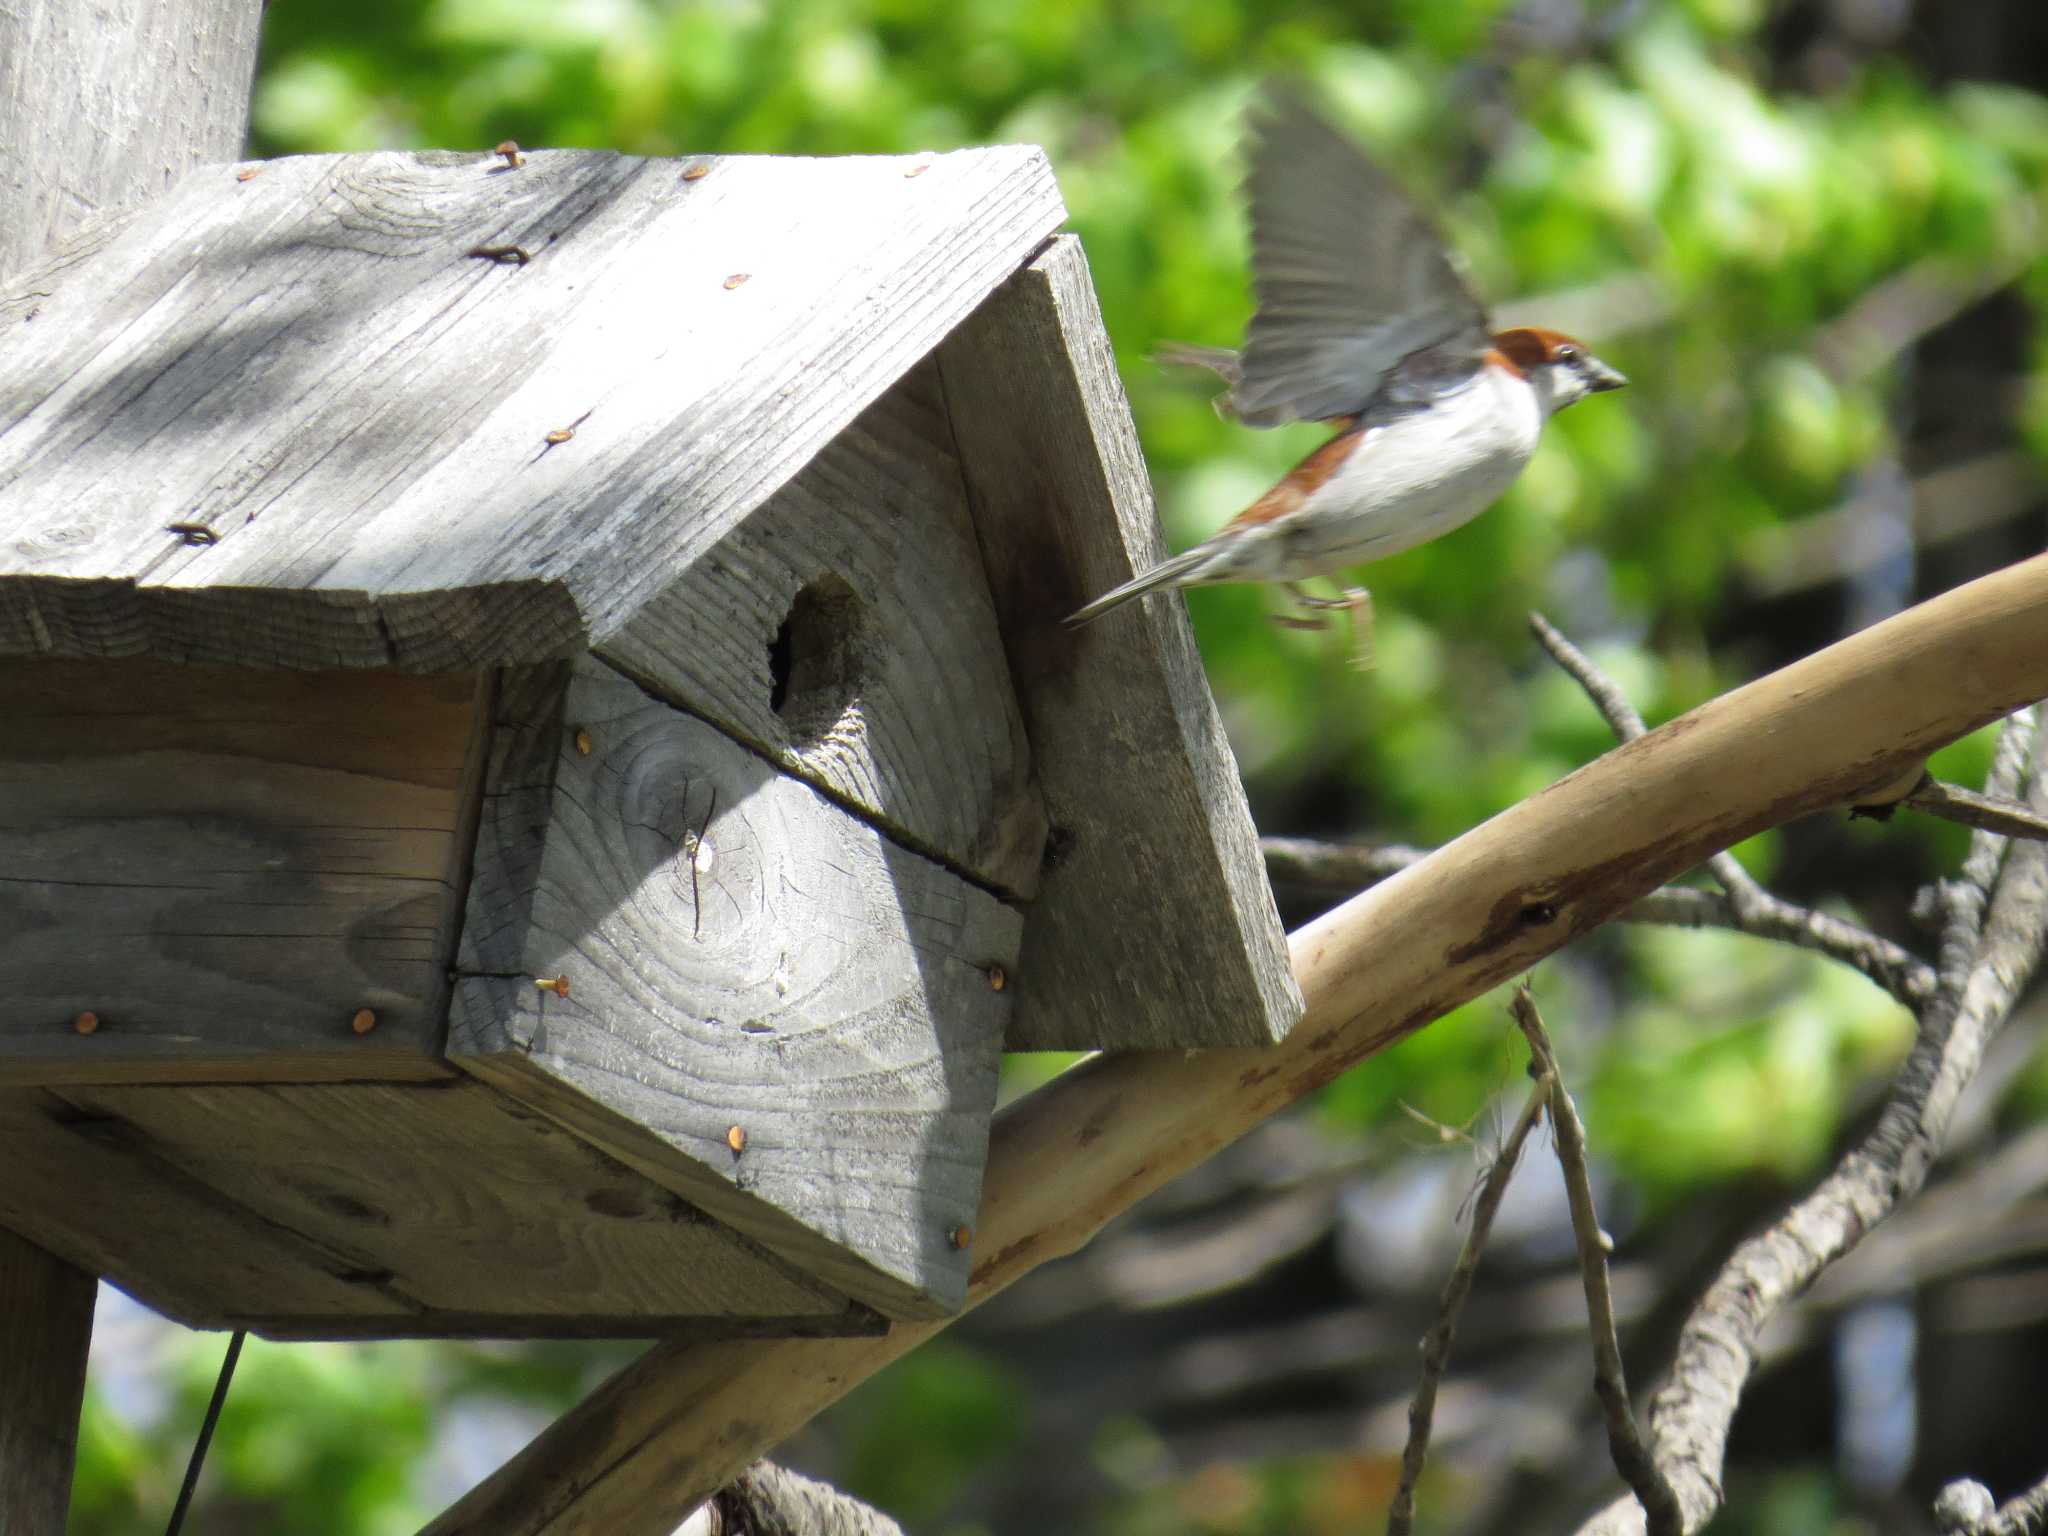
[936,235,1303,1049]
[606,357,1047,897]
[58,1078,857,1335]
[0,0,261,279]
[0,1087,420,1328]
[450,657,1018,1319]
[0,658,485,1082]
[0,145,1066,672]
[0,1226,96,1536]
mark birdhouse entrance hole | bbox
[769,573,867,743]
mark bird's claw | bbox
[1284,583,1375,669]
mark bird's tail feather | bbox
[1065,548,1214,628]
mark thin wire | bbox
[164,1329,246,1536]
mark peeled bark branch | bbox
[423,553,2048,1536]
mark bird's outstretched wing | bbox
[1229,86,1491,427]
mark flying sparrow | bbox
[1065,86,1627,642]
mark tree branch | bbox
[706,1461,906,1536]
[1264,836,1936,1007]
[1938,1469,2048,1536]
[421,553,2048,1536]
[1903,775,2048,845]
[1387,1067,1552,1536]
[1513,987,1682,1536]
[1578,710,2048,1536]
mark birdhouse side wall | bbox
[0,657,488,1080]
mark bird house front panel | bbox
[448,657,1017,1321]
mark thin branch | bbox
[1263,837,1936,1007]
[1512,987,1682,1536]
[1624,883,1936,1006]
[1528,612,1770,915]
[1386,1072,1553,1536]
[1905,775,2048,845]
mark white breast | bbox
[1281,365,1544,575]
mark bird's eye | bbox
[1553,343,1579,362]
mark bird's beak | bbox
[1585,356,1628,392]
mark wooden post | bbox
[0,0,262,277]
[0,1227,96,1535]
[0,3,261,1527]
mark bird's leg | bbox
[1284,581,1375,669]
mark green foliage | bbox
[836,1340,1025,1523]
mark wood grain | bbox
[606,357,1047,897]
[0,0,261,279]
[50,1078,856,1336]
[0,1225,96,1536]
[0,1087,419,1327]
[938,235,1302,1049]
[451,656,1017,1319]
[0,659,486,1082]
[418,547,2048,1536]
[0,145,1065,672]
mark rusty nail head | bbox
[986,963,1006,992]
[72,1011,99,1036]
[574,727,593,756]
[235,166,260,182]
[723,273,749,290]
[948,1223,972,1250]
[727,1124,746,1155]
[682,161,711,181]
[351,1008,377,1035]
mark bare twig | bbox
[1387,1072,1553,1536]
[1263,837,1935,1007]
[1512,987,1683,1536]
[1622,883,1935,1006]
[707,1460,906,1536]
[1528,613,1771,916]
[1904,775,2048,845]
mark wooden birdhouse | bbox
[0,143,1302,1339]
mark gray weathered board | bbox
[938,236,1303,1049]
[0,144,1064,671]
[0,1080,879,1339]
[449,658,1018,1319]
[0,1225,94,1534]
[605,356,1047,897]
[0,658,486,1081]
[0,0,261,279]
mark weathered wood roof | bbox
[0,145,1063,669]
